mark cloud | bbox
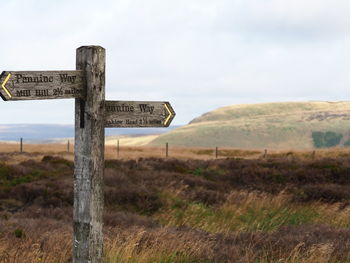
[216,0,350,39]
[0,0,349,125]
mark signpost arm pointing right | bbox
[164,102,174,126]
[74,46,105,263]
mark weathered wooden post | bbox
[67,140,70,153]
[215,146,218,159]
[264,149,267,158]
[166,142,169,158]
[20,138,23,153]
[74,46,105,263]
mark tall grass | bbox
[1,152,350,262]
[156,191,321,233]
[104,228,214,263]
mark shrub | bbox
[312,131,343,148]
[294,184,350,203]
[14,228,25,238]
[344,139,350,147]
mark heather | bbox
[1,151,350,262]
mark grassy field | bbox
[106,135,159,146]
[1,144,350,262]
[150,101,350,149]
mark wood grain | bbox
[104,100,176,127]
[0,70,85,101]
[73,46,105,263]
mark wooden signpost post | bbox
[0,45,176,263]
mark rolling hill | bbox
[149,101,350,149]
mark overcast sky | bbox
[1,0,350,125]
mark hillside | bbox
[149,101,350,149]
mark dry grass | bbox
[0,142,261,163]
[2,141,350,164]
[0,218,72,263]
[155,190,350,234]
[1,216,350,263]
[106,135,159,146]
[1,147,350,262]
[104,227,215,263]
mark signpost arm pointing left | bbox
[1,72,12,99]
[74,46,105,263]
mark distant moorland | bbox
[150,101,350,150]
[0,124,178,142]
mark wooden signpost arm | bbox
[74,46,105,263]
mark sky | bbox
[1,0,350,125]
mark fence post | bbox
[117,139,120,158]
[67,140,70,153]
[264,149,267,158]
[166,142,169,158]
[74,46,105,263]
[20,138,23,153]
[215,147,218,159]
